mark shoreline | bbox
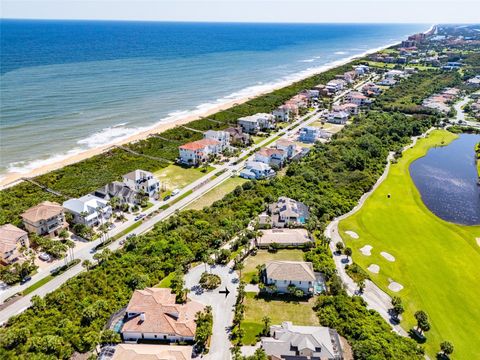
[0,38,409,189]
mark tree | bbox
[440,341,454,357]
[235,262,245,280]
[335,242,344,254]
[59,229,69,241]
[344,247,352,261]
[358,279,366,294]
[82,259,93,271]
[391,296,405,319]
[414,310,430,335]
[262,316,271,336]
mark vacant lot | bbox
[241,249,305,284]
[186,177,247,210]
[241,292,318,345]
[339,130,480,359]
[154,164,212,191]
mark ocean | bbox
[0,20,427,179]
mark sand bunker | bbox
[360,245,372,256]
[345,230,359,239]
[388,281,404,292]
[476,238,480,247]
[367,264,380,274]
[380,251,395,262]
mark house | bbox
[312,84,330,97]
[238,113,275,134]
[240,161,276,180]
[110,344,193,360]
[299,126,321,143]
[256,228,313,248]
[254,148,287,167]
[121,288,204,343]
[326,79,346,93]
[225,126,251,146]
[267,196,309,228]
[362,82,381,96]
[288,94,310,109]
[203,130,230,150]
[337,71,356,84]
[93,181,139,206]
[0,224,29,265]
[272,104,298,122]
[263,261,317,295]
[122,170,160,199]
[261,321,344,360]
[333,103,359,115]
[326,111,349,125]
[274,139,297,159]
[467,75,480,88]
[354,64,369,76]
[345,91,369,106]
[21,201,67,237]
[378,77,397,86]
[385,69,405,79]
[178,138,221,166]
[63,195,112,227]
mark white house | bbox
[203,130,230,150]
[272,104,297,122]
[299,126,320,143]
[254,148,287,167]
[63,195,112,227]
[274,139,297,159]
[240,161,276,180]
[333,103,359,115]
[238,113,275,134]
[178,138,221,166]
[327,111,349,124]
[122,169,160,199]
[121,288,204,343]
[261,322,344,360]
[326,79,347,93]
[264,261,317,295]
[354,64,369,76]
[345,91,369,106]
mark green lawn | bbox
[186,177,247,210]
[241,292,318,345]
[22,275,54,296]
[338,130,480,360]
[241,249,305,284]
[155,272,175,288]
[154,164,213,191]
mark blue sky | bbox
[1,0,480,23]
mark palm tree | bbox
[236,262,244,280]
[440,341,454,358]
[82,259,93,271]
[414,310,430,335]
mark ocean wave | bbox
[7,148,85,174]
[77,124,150,148]
[299,58,315,63]
[334,51,348,55]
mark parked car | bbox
[126,233,136,240]
[171,189,181,196]
[39,253,51,262]
[20,276,32,285]
[163,195,171,201]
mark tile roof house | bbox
[264,261,317,295]
[122,169,160,199]
[203,130,230,151]
[225,126,251,146]
[121,288,204,343]
[261,321,344,360]
[21,201,67,237]
[110,344,193,360]
[266,196,310,228]
[274,139,297,159]
[256,228,313,248]
[272,104,298,122]
[254,148,287,168]
[178,138,221,166]
[63,195,112,228]
[333,103,359,115]
[0,224,29,265]
[345,91,370,106]
[239,161,276,180]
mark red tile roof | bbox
[179,139,220,151]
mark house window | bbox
[154,335,157,338]
[299,281,302,284]
[284,280,287,284]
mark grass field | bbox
[186,177,247,210]
[241,249,305,284]
[154,164,213,191]
[241,292,318,345]
[338,130,480,359]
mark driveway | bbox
[184,263,239,360]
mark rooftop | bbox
[0,224,27,254]
[257,228,312,246]
[265,261,316,282]
[21,201,63,223]
[111,344,193,360]
[179,138,220,151]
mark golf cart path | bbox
[325,128,435,338]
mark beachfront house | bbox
[326,79,347,94]
[239,161,276,180]
[274,139,297,159]
[327,111,349,124]
[261,322,344,360]
[354,64,369,76]
[225,126,251,146]
[0,224,29,265]
[238,113,275,134]
[261,196,310,228]
[203,130,231,150]
[122,169,160,199]
[299,126,320,143]
[94,181,139,206]
[121,288,204,343]
[272,104,297,122]
[263,261,318,295]
[63,194,112,228]
[178,138,221,166]
[21,201,67,237]
[256,228,313,249]
[254,148,287,168]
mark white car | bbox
[39,253,51,262]
[171,189,181,196]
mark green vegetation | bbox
[186,177,247,210]
[339,130,480,359]
[194,306,213,353]
[22,275,54,296]
[154,164,213,191]
[241,292,318,345]
[199,272,221,290]
[109,222,142,242]
[241,249,305,284]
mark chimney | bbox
[139,313,145,323]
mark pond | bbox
[409,133,480,226]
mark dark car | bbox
[163,195,171,201]
[20,276,32,285]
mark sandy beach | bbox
[0,40,407,189]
